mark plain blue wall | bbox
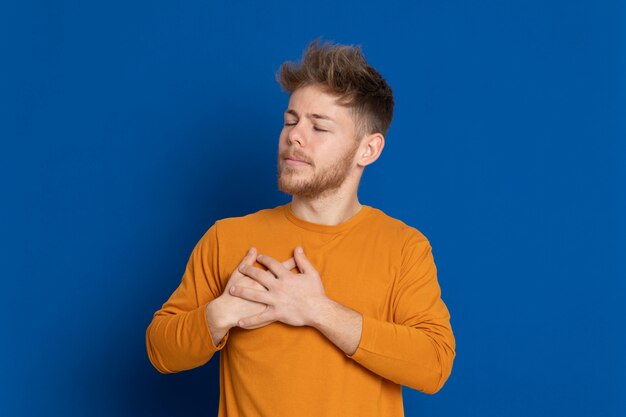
[1,1,624,416]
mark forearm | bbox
[348,314,455,394]
[309,297,454,394]
[146,302,223,374]
[309,297,363,355]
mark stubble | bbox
[277,143,359,199]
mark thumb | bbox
[294,247,314,274]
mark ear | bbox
[356,133,385,167]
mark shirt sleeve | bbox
[348,232,456,394]
[145,223,228,374]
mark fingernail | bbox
[230,286,236,293]
[296,247,303,254]
[249,248,255,255]
[238,320,245,327]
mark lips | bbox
[283,154,311,165]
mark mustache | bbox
[279,151,312,165]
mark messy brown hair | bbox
[277,39,394,138]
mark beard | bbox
[277,142,359,199]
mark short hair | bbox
[277,39,394,138]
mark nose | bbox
[287,123,305,147]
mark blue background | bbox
[1,1,624,416]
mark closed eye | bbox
[313,126,328,132]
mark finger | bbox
[257,254,291,278]
[281,257,296,272]
[238,310,276,328]
[243,320,275,330]
[229,285,272,304]
[238,264,276,289]
[294,246,315,274]
[236,247,258,271]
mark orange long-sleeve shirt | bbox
[146,203,455,416]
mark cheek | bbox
[278,130,289,145]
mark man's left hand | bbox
[229,246,328,328]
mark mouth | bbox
[283,155,311,166]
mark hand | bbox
[206,248,295,342]
[229,247,328,328]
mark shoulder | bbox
[197,205,288,247]
[363,207,435,279]
[365,206,430,246]
[192,205,284,243]
[213,204,285,232]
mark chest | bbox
[220,229,401,319]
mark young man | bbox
[146,40,455,417]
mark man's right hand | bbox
[205,247,295,345]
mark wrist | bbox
[307,296,363,356]
[205,296,234,344]
[308,295,334,329]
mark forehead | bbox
[287,84,352,122]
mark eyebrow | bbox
[285,109,335,122]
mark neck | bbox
[289,191,363,226]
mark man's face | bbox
[277,84,361,199]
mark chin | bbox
[278,178,306,195]
[279,169,308,182]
